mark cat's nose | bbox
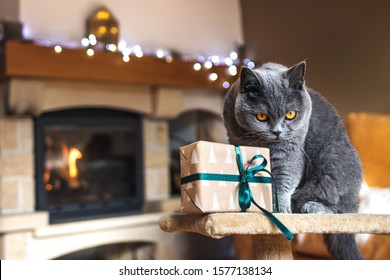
[271,130,282,137]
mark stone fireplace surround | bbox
[0,75,226,259]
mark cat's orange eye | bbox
[256,113,269,122]
[285,111,296,120]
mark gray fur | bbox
[222,61,363,259]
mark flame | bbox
[44,140,83,191]
[68,148,82,178]
[43,170,50,184]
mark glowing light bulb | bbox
[247,61,255,69]
[244,58,251,65]
[123,55,130,62]
[81,38,90,47]
[156,49,165,59]
[133,45,143,58]
[193,63,201,71]
[110,27,118,34]
[122,48,131,56]
[197,56,206,63]
[223,81,230,89]
[204,61,213,69]
[87,48,94,56]
[211,55,220,65]
[106,44,117,52]
[209,73,218,81]
[99,26,107,34]
[54,45,62,53]
[224,57,233,66]
[133,45,141,52]
[118,40,127,51]
[135,50,143,58]
[97,11,110,20]
[88,34,97,46]
[229,65,237,76]
[229,51,238,60]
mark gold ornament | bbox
[86,6,119,49]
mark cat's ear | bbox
[285,61,306,90]
[240,67,262,94]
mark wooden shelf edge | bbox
[3,40,236,90]
[160,213,390,237]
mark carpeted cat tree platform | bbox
[159,213,390,259]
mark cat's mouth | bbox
[241,131,292,144]
[249,133,285,143]
[270,136,284,142]
[265,133,291,142]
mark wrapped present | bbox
[180,140,273,213]
[179,140,293,241]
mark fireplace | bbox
[0,40,230,259]
[35,108,144,223]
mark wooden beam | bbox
[3,40,236,90]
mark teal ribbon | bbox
[234,145,293,241]
[181,173,272,185]
[181,145,293,241]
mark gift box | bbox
[180,140,273,213]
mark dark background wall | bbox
[240,0,390,117]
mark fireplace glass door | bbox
[36,108,144,223]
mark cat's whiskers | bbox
[297,144,312,168]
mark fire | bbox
[44,140,83,191]
[68,148,83,178]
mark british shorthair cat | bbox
[222,61,363,259]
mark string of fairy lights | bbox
[50,34,256,89]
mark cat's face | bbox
[234,62,312,142]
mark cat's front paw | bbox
[301,201,333,214]
[277,205,291,213]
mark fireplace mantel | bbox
[1,40,236,90]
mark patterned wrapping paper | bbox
[180,140,273,213]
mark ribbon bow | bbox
[234,145,293,241]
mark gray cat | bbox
[222,61,363,260]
